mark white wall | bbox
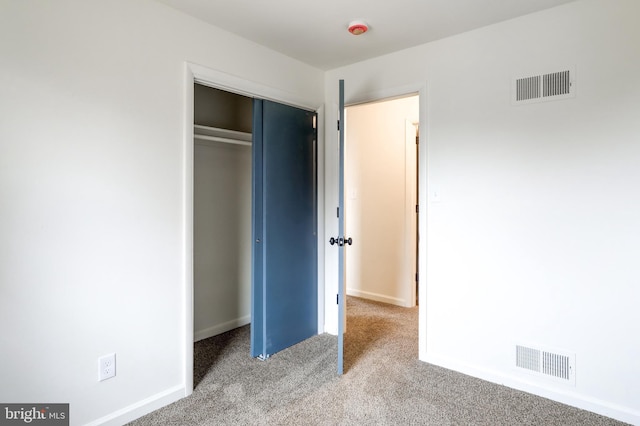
[345,97,418,307]
[194,141,251,341]
[325,0,640,423]
[0,1,323,425]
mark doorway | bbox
[343,94,419,370]
[184,64,326,395]
[190,79,321,388]
[193,84,253,343]
[344,95,420,308]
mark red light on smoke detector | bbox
[348,21,368,35]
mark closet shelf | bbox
[194,124,252,147]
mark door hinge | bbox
[337,120,340,131]
[415,204,419,213]
[415,273,419,282]
[416,136,419,145]
[337,207,339,218]
[336,294,339,304]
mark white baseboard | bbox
[194,315,251,342]
[346,288,407,307]
[424,353,640,426]
[85,385,185,426]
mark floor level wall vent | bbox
[515,344,575,385]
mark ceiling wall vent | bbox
[512,67,575,105]
[515,344,576,385]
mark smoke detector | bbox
[348,20,369,36]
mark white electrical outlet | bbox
[98,353,116,381]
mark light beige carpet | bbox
[129,297,626,425]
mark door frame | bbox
[182,62,325,395]
[326,82,428,361]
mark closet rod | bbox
[194,134,251,147]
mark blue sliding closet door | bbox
[251,99,318,359]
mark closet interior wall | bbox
[193,84,253,341]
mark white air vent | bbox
[512,67,575,104]
[515,76,541,102]
[515,344,575,385]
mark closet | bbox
[193,84,252,341]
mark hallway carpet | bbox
[129,297,625,425]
